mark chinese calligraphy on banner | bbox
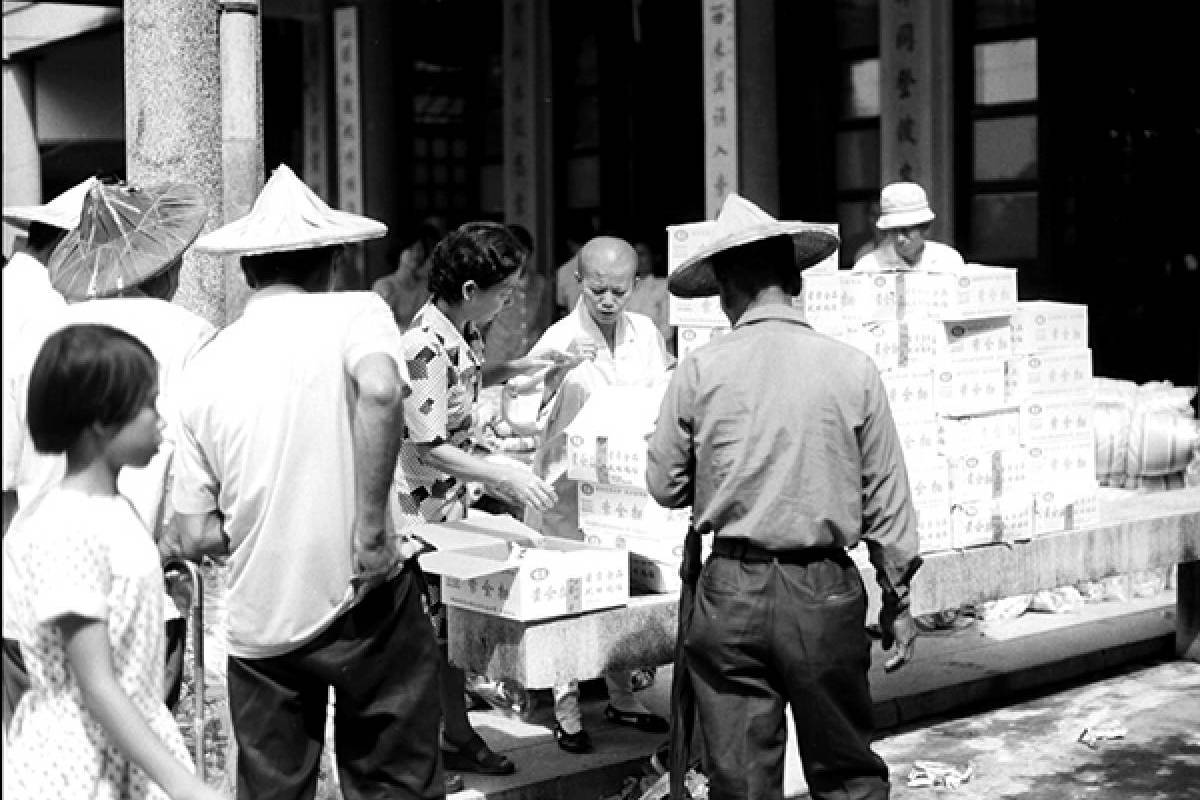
[333,7,364,279]
[703,1,737,220]
[301,19,329,200]
[880,0,932,185]
[503,0,538,235]
[333,7,363,215]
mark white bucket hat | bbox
[194,163,386,255]
[668,193,839,298]
[2,177,99,231]
[875,182,935,230]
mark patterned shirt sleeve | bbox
[401,326,453,446]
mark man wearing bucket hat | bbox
[646,193,922,800]
[163,164,443,799]
[2,178,215,736]
[852,181,965,272]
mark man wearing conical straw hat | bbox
[646,193,922,800]
[8,179,213,534]
[2,177,97,341]
[1,177,97,736]
[162,164,443,799]
[3,177,98,531]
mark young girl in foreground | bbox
[2,324,221,800]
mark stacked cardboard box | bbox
[801,267,1098,552]
[666,221,732,357]
[566,384,692,592]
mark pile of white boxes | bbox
[565,383,693,592]
[665,221,734,357]
[802,267,1098,553]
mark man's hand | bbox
[879,596,918,672]
[487,465,557,513]
[351,517,414,598]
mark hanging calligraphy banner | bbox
[301,20,329,201]
[333,6,365,282]
[879,0,933,186]
[703,0,738,220]
[503,0,538,236]
[333,7,363,214]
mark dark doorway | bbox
[1042,5,1200,388]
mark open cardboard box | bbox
[407,511,547,553]
[414,512,628,621]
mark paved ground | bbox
[447,588,1197,800]
[821,658,1200,800]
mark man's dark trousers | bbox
[229,562,443,800]
[686,546,889,800]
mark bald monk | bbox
[519,236,674,752]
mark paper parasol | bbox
[46,181,208,301]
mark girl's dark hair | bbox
[27,324,159,455]
[710,234,803,296]
[240,245,340,290]
[427,221,528,303]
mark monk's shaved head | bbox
[577,236,637,284]
[575,235,638,332]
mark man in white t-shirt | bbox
[166,165,443,800]
[2,178,96,533]
[852,182,965,272]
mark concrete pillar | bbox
[217,0,264,323]
[736,0,779,215]
[2,61,41,257]
[125,0,226,327]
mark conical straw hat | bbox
[3,177,99,230]
[194,163,386,255]
[668,193,839,298]
[47,181,208,301]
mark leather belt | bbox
[711,538,844,565]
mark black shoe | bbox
[554,724,594,754]
[604,704,670,734]
[445,773,465,794]
[442,733,516,775]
